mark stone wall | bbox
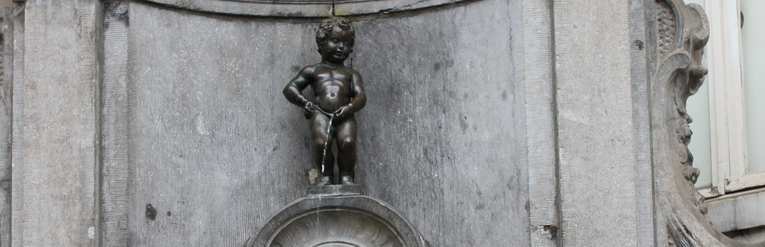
[100,1,528,246]
[2,0,752,246]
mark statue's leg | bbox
[311,112,334,181]
[336,116,357,184]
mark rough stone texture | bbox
[110,1,529,246]
[15,0,100,246]
[552,0,639,246]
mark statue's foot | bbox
[341,175,356,185]
[319,176,333,186]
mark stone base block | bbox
[307,184,361,196]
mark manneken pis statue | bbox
[283,16,366,186]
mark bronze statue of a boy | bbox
[283,17,366,185]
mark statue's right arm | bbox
[283,66,313,107]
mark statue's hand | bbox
[303,101,314,119]
[334,105,352,120]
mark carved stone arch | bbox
[245,196,428,247]
[650,0,759,246]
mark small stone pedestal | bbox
[307,184,361,196]
[245,187,428,247]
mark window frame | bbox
[698,0,765,197]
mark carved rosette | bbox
[650,0,754,246]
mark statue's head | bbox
[316,16,355,64]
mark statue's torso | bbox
[312,64,354,112]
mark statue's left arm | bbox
[335,70,366,119]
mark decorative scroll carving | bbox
[650,0,755,246]
[672,0,708,217]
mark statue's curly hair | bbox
[315,16,355,48]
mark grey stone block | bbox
[552,0,639,246]
[14,1,100,246]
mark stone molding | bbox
[139,0,473,17]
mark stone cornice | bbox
[138,0,474,17]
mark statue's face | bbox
[320,26,353,64]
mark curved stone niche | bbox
[140,0,473,17]
[246,196,428,247]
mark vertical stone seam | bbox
[9,3,23,246]
[547,0,563,245]
[522,0,557,245]
[94,0,105,246]
[125,3,138,244]
[101,2,131,246]
[641,1,660,246]
[627,0,656,246]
